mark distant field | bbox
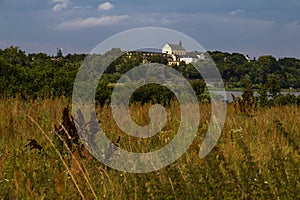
[0,97,299,199]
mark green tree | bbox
[147,55,168,65]
[267,74,281,97]
[257,55,277,73]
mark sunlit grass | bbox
[0,97,299,199]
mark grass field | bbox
[0,97,299,199]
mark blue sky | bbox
[1,0,300,58]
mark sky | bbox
[1,0,300,58]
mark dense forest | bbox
[0,46,299,104]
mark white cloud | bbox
[56,15,128,30]
[52,3,67,11]
[51,0,67,2]
[98,2,114,11]
[139,17,172,25]
[229,9,245,16]
[72,5,92,10]
[51,0,70,12]
[72,6,82,9]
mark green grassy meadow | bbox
[0,97,299,199]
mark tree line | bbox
[0,46,299,104]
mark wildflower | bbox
[230,127,243,134]
[165,137,170,143]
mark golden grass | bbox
[0,97,299,199]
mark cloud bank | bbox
[57,15,128,30]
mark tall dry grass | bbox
[0,97,299,199]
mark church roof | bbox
[184,51,203,58]
[167,43,186,51]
